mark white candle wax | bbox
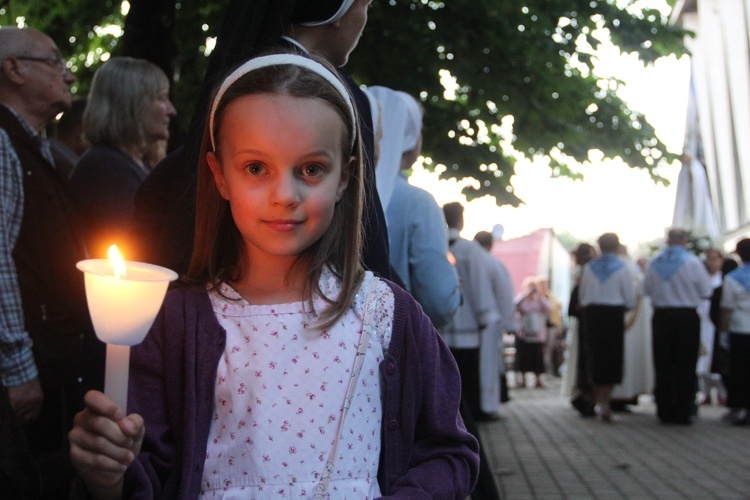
[105,344,130,412]
[76,259,177,345]
[77,258,177,411]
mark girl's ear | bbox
[207,152,229,200]
[336,156,354,202]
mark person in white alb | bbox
[441,203,502,421]
[474,230,516,409]
[441,204,503,500]
[611,244,655,410]
[579,233,636,422]
[642,228,713,425]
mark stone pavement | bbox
[478,376,750,499]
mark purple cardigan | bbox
[92,281,478,499]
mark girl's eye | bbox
[245,162,265,175]
[300,164,325,178]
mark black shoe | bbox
[572,396,596,417]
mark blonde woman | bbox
[70,56,176,257]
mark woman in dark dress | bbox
[70,57,176,259]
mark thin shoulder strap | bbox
[315,275,380,498]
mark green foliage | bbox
[555,230,586,251]
[4,0,689,207]
[166,1,228,139]
[348,0,689,205]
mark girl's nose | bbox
[271,172,301,206]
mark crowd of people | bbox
[561,228,750,428]
[2,1,750,498]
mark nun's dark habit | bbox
[132,0,396,284]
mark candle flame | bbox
[108,245,127,279]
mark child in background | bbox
[68,52,478,499]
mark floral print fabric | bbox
[200,270,393,499]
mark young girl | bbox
[68,52,479,499]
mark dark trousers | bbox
[0,385,41,498]
[584,305,625,385]
[652,308,700,423]
[452,348,482,419]
[576,314,593,393]
[23,373,83,499]
[452,349,501,499]
[728,333,750,409]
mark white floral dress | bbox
[200,270,393,499]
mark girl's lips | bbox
[264,219,302,231]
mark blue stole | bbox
[728,265,750,292]
[588,253,625,282]
[650,246,690,281]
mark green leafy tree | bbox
[2,0,689,206]
[348,0,689,204]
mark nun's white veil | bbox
[365,86,423,213]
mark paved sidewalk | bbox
[478,376,750,499]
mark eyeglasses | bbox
[15,56,69,75]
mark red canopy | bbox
[490,228,572,314]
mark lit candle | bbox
[77,245,177,411]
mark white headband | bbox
[299,0,357,26]
[208,53,357,151]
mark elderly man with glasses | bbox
[0,26,94,498]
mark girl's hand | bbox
[69,390,145,499]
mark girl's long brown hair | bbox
[187,51,364,330]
